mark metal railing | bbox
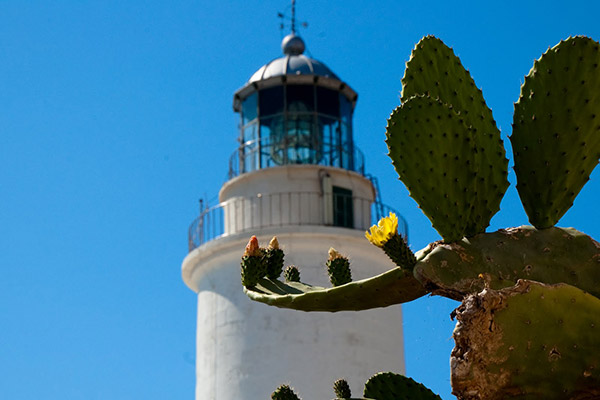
[187,191,407,252]
[227,136,366,179]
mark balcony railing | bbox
[228,136,366,179]
[187,191,407,252]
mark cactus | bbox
[271,384,301,400]
[244,265,426,312]
[451,280,600,399]
[389,35,509,241]
[265,236,285,279]
[333,379,352,399]
[240,235,266,287]
[276,373,439,400]
[413,225,600,300]
[511,36,600,229]
[283,265,301,282]
[240,35,600,398]
[363,372,442,400]
[366,212,417,268]
[326,248,353,286]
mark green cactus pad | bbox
[387,96,483,242]
[400,35,509,237]
[414,226,600,300]
[451,280,600,399]
[363,372,441,400]
[243,266,427,312]
[511,36,600,228]
[271,384,301,400]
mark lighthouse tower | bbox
[182,29,407,400]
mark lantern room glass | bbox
[239,84,355,174]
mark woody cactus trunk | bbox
[241,35,600,399]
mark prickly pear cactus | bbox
[240,236,265,287]
[326,248,352,286]
[275,373,440,400]
[363,372,442,400]
[265,236,285,279]
[366,212,417,268]
[240,34,600,399]
[414,225,600,300]
[333,378,352,399]
[388,36,509,242]
[271,384,301,400]
[283,265,301,282]
[511,36,600,229]
[245,264,425,312]
[451,280,600,399]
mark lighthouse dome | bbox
[248,34,339,83]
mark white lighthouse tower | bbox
[182,26,407,400]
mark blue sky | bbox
[1,1,599,399]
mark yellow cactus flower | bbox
[365,212,399,247]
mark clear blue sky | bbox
[1,1,599,399]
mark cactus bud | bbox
[284,265,301,282]
[271,384,301,400]
[333,378,351,399]
[326,248,352,286]
[265,236,285,279]
[328,247,344,260]
[241,236,266,287]
[244,235,261,257]
[268,236,280,249]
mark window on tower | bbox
[332,186,354,228]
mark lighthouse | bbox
[182,28,407,399]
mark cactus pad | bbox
[414,226,600,300]
[243,266,427,312]
[363,372,442,400]
[451,280,600,399]
[511,36,600,228]
[398,35,509,238]
[387,96,485,242]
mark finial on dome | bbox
[282,33,305,55]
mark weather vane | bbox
[278,0,308,35]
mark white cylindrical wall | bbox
[218,165,376,234]
[183,226,405,400]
